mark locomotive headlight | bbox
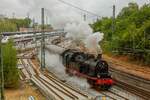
[97,73,101,78]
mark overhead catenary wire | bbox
[56,0,101,18]
[43,0,113,23]
[44,7,99,20]
[43,0,113,22]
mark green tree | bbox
[92,3,150,65]
[3,40,19,88]
[10,18,31,30]
[0,17,31,32]
[118,3,139,19]
[0,20,17,32]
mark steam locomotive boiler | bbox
[62,49,113,90]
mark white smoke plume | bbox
[67,76,90,91]
[45,51,66,76]
[64,21,104,54]
[38,50,66,76]
[84,32,104,54]
[65,21,92,41]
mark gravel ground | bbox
[5,81,45,100]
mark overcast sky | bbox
[0,0,149,28]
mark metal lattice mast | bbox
[41,8,45,70]
[111,5,116,51]
[112,5,115,34]
[0,33,5,100]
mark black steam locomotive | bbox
[61,49,113,90]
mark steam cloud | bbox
[65,21,93,41]
[64,21,104,54]
[45,53,65,75]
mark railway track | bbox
[45,65,131,100]
[19,57,91,100]
[114,80,150,100]
[93,87,129,100]
[102,55,150,99]
[102,90,129,100]
[45,73,90,99]
[38,75,79,100]
[108,62,150,99]
[18,51,148,100]
[92,84,145,100]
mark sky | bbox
[0,0,149,28]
